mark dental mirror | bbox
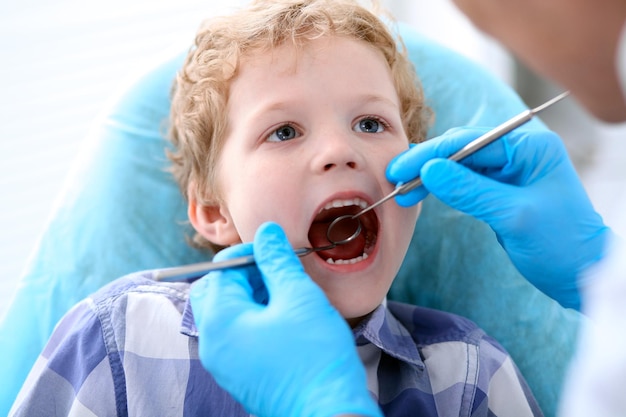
[154,91,569,282]
[324,91,571,245]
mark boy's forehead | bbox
[238,43,300,76]
[237,38,325,77]
[225,35,401,126]
[235,35,389,81]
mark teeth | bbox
[326,253,369,265]
[321,198,368,213]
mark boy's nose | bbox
[313,131,365,173]
[323,160,357,171]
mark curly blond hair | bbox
[169,0,431,250]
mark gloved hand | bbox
[190,222,382,417]
[386,127,610,311]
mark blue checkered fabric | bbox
[10,272,543,417]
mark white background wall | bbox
[2,0,625,314]
[0,0,242,313]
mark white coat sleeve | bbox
[558,236,626,417]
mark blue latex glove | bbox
[387,127,610,311]
[190,222,382,417]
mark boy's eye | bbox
[267,124,299,142]
[354,117,385,133]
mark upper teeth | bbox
[320,198,368,213]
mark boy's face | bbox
[193,36,420,324]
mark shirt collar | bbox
[352,302,425,370]
[180,295,424,370]
[180,290,199,337]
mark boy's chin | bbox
[336,301,383,328]
[343,307,381,328]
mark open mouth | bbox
[308,198,379,264]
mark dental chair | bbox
[0,23,581,417]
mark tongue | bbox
[308,220,366,260]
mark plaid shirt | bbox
[11,272,543,417]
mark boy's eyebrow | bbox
[249,93,400,119]
[357,93,400,110]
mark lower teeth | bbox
[326,252,368,265]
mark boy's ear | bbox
[188,190,240,246]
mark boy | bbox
[10,0,543,416]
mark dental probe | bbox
[351,90,571,218]
[154,91,569,282]
[154,241,340,282]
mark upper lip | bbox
[310,191,375,224]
